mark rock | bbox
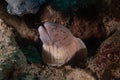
[0,0,106,43]
[66,68,95,80]
[88,30,120,79]
[0,1,38,42]
[103,17,120,36]
[69,17,106,39]
[38,22,87,67]
[39,5,106,39]
[0,19,27,80]
[5,0,46,16]
[18,64,96,80]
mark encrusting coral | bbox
[87,18,120,79]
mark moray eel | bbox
[38,22,87,67]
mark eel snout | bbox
[38,22,52,45]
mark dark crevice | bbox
[83,36,105,57]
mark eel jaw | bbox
[38,24,52,45]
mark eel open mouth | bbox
[40,23,52,42]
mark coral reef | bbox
[5,0,46,16]
[51,0,111,16]
[5,0,111,16]
[0,19,27,80]
[103,17,120,36]
[88,30,120,79]
[0,0,119,80]
[39,5,106,39]
[18,64,95,80]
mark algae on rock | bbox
[0,19,27,80]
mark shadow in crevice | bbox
[13,28,43,64]
[83,37,105,57]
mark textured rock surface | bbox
[88,30,120,79]
[0,19,27,80]
[0,0,108,43]
[0,1,38,42]
[39,5,106,39]
[5,0,45,16]
[103,17,120,36]
[18,64,96,80]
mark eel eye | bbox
[51,25,57,31]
